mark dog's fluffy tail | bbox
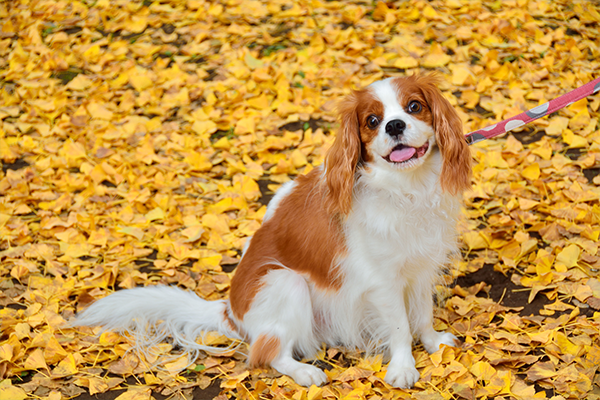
[73,286,243,357]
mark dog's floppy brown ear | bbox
[420,75,472,194]
[324,92,361,216]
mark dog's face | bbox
[364,78,437,171]
[325,75,472,215]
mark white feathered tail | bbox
[73,286,243,359]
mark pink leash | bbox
[465,77,600,145]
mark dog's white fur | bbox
[75,76,468,389]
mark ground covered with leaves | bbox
[1,0,600,399]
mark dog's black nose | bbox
[385,119,406,137]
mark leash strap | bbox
[465,77,600,145]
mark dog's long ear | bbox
[325,92,361,216]
[420,76,471,195]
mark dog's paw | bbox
[422,331,459,354]
[290,364,328,387]
[384,364,420,388]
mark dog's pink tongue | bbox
[389,147,416,162]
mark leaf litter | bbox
[0,0,600,399]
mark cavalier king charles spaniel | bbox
[75,74,472,389]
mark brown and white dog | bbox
[75,75,472,388]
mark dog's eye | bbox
[367,115,380,129]
[407,101,422,114]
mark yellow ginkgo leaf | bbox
[555,244,580,270]
[0,380,27,400]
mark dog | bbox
[75,74,472,388]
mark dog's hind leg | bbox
[241,268,327,387]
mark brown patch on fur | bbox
[356,91,385,163]
[229,168,346,319]
[325,90,383,215]
[248,334,280,367]
[391,76,434,126]
[222,305,246,338]
[392,75,472,194]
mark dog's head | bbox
[325,74,472,215]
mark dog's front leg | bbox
[369,286,419,388]
[410,282,458,354]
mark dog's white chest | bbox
[343,187,461,283]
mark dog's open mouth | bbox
[384,142,430,163]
